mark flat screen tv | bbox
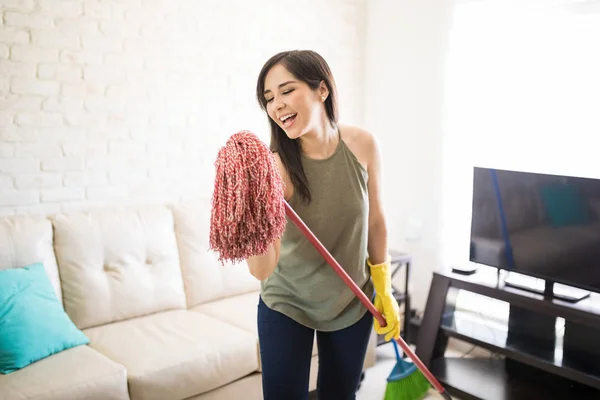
[469,167,600,300]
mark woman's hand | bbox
[369,255,401,341]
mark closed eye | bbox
[264,88,294,104]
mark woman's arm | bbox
[365,132,388,265]
[364,130,399,341]
[247,238,281,281]
[246,152,290,281]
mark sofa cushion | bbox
[0,345,128,400]
[52,205,187,329]
[185,373,262,400]
[192,292,261,335]
[84,309,259,400]
[170,199,260,307]
[191,291,318,372]
[0,215,61,305]
[0,263,89,374]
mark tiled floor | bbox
[356,339,490,400]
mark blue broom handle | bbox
[391,337,402,362]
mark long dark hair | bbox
[256,50,339,203]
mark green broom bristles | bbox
[384,340,431,400]
[384,367,431,400]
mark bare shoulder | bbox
[272,151,293,200]
[339,124,378,169]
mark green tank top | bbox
[260,134,374,331]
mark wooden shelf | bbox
[416,267,600,399]
[430,357,600,400]
[439,311,600,390]
[443,268,600,330]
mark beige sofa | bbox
[0,198,376,400]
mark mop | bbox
[209,131,452,400]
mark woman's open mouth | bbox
[280,113,297,128]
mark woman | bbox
[247,50,400,400]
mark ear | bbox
[318,81,329,102]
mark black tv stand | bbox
[415,266,600,400]
[503,271,591,303]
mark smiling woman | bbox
[247,50,401,400]
[256,52,341,203]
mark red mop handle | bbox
[284,201,451,399]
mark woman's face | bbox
[263,64,326,140]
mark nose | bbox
[273,95,285,111]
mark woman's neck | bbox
[300,121,339,160]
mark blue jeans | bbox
[257,296,372,400]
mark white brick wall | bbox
[1,0,366,216]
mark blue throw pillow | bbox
[539,184,590,227]
[0,263,90,374]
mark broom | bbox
[384,339,431,400]
[209,131,452,400]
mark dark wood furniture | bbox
[415,265,600,399]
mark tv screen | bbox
[469,167,600,293]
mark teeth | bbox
[280,114,295,122]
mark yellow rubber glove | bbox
[368,255,400,342]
